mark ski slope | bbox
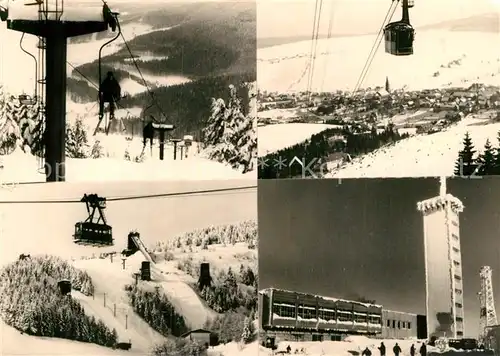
[0,181,257,355]
[0,321,140,356]
[258,123,341,156]
[326,115,500,178]
[258,30,500,93]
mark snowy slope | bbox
[258,123,341,156]
[258,30,500,93]
[326,115,499,178]
[0,321,140,356]
[259,336,430,356]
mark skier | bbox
[362,347,372,356]
[286,344,291,354]
[419,343,427,356]
[378,342,386,356]
[98,71,121,121]
[393,343,401,356]
[410,344,416,356]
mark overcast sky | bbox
[257,0,498,38]
[258,177,500,338]
[0,180,257,262]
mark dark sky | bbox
[258,177,500,338]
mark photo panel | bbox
[0,0,256,183]
[0,179,257,355]
[257,0,500,179]
[258,177,500,355]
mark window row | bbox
[272,304,381,324]
[385,319,412,330]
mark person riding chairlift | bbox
[99,71,121,121]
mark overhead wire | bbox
[320,0,336,92]
[351,0,398,95]
[0,185,257,204]
[307,0,323,103]
[305,0,321,100]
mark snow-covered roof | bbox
[260,287,383,309]
[416,194,464,213]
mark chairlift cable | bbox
[306,0,320,99]
[357,2,399,92]
[320,1,336,93]
[352,0,398,95]
[19,33,38,101]
[0,185,257,204]
[118,30,171,126]
[308,0,324,103]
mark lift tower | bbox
[1,0,116,181]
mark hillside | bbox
[0,182,257,355]
[257,30,500,93]
[67,1,256,135]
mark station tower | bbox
[417,177,465,339]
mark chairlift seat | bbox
[384,21,414,56]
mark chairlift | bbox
[94,5,121,136]
[18,33,38,106]
[74,194,113,246]
[383,0,415,56]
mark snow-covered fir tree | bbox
[66,117,90,158]
[203,98,226,148]
[241,316,254,343]
[0,93,22,155]
[202,83,257,173]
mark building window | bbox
[401,321,406,329]
[397,321,401,329]
[452,220,459,227]
[453,260,460,267]
[273,303,296,318]
[387,320,391,327]
[454,288,462,295]
[392,320,396,328]
[354,313,367,323]
[457,331,464,337]
[453,247,460,253]
[454,275,462,281]
[455,303,463,309]
[456,317,463,322]
[452,233,459,240]
[338,311,352,322]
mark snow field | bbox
[258,123,342,156]
[258,31,500,93]
[260,336,431,356]
[327,115,500,178]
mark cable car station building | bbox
[259,288,427,343]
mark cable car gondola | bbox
[74,194,113,246]
[384,0,415,56]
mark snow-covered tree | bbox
[203,83,257,173]
[203,98,226,147]
[241,316,254,344]
[66,118,90,158]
